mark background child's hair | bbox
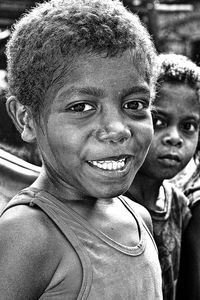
[6,0,157,118]
[157,53,200,89]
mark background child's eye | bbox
[182,122,197,133]
[153,117,166,128]
[123,100,146,111]
[69,103,94,112]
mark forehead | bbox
[70,51,145,77]
[155,82,200,116]
[47,51,149,99]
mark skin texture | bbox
[128,81,200,211]
[0,51,154,299]
[33,52,153,201]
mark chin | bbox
[160,172,178,181]
[93,186,128,199]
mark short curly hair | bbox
[6,0,157,117]
[157,53,200,89]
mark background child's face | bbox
[35,51,153,199]
[139,82,200,181]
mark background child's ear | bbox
[6,96,36,143]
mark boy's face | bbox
[139,82,200,181]
[36,51,153,199]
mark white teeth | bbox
[89,158,126,171]
[102,162,108,169]
[113,161,118,170]
[108,162,112,170]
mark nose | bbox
[96,112,132,144]
[162,127,183,147]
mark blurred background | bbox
[0,0,199,71]
[122,0,200,64]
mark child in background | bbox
[125,53,200,300]
[0,0,163,299]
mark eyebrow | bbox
[57,86,104,99]
[57,85,150,100]
[119,86,150,99]
[155,108,200,121]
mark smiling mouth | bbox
[88,157,127,171]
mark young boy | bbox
[0,0,163,299]
[125,53,200,300]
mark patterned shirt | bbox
[150,181,191,300]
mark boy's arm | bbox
[176,202,200,300]
[0,206,60,300]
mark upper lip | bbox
[158,153,181,162]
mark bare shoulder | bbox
[123,196,153,234]
[0,204,59,253]
[0,204,62,299]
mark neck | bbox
[126,172,162,211]
[31,166,115,207]
[31,167,117,222]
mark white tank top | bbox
[2,188,163,300]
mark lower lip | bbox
[158,158,180,167]
[87,158,133,179]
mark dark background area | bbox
[0,0,200,70]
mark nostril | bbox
[163,136,183,147]
[95,124,131,143]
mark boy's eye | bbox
[68,103,94,112]
[123,100,147,111]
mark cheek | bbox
[48,122,79,149]
[136,121,154,150]
[133,124,154,170]
[139,151,155,175]
[183,144,197,163]
[140,137,158,168]
[143,148,155,167]
[184,135,199,155]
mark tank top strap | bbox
[118,195,158,252]
[0,188,35,213]
[1,187,93,300]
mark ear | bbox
[6,96,36,143]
